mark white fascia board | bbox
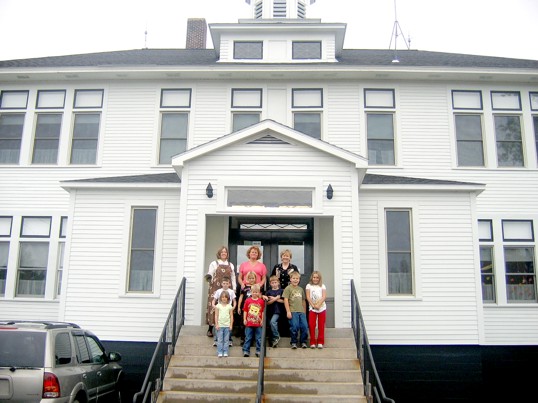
[360,183,486,194]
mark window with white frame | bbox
[292,41,321,59]
[386,209,413,295]
[452,90,485,167]
[159,89,191,164]
[127,208,157,292]
[32,90,65,164]
[365,89,395,165]
[56,216,67,297]
[478,219,495,303]
[234,41,263,60]
[231,89,262,132]
[491,91,524,167]
[70,90,103,164]
[531,92,538,160]
[0,91,28,164]
[17,217,52,297]
[0,216,12,296]
[292,89,322,139]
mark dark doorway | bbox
[229,217,313,289]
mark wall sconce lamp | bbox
[206,183,214,198]
[326,184,333,200]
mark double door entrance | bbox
[228,217,313,289]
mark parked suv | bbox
[0,321,122,402]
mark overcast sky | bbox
[0,0,537,61]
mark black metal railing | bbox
[351,279,395,403]
[255,313,268,403]
[132,277,187,403]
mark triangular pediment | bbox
[172,119,367,176]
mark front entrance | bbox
[229,217,313,289]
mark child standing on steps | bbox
[212,277,236,347]
[237,271,257,345]
[306,270,327,349]
[242,284,265,357]
[214,290,234,357]
[283,271,309,349]
[264,275,284,347]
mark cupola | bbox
[245,0,316,19]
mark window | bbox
[234,42,263,60]
[17,217,51,297]
[56,217,67,297]
[452,91,485,167]
[292,41,321,59]
[231,89,261,132]
[74,333,91,363]
[494,115,524,167]
[159,89,191,164]
[386,209,413,295]
[36,90,65,109]
[533,115,538,161]
[70,90,103,165]
[0,242,8,296]
[127,208,157,292]
[0,114,25,164]
[227,188,313,208]
[530,92,538,111]
[452,90,483,110]
[54,333,72,365]
[292,89,322,139]
[365,89,396,166]
[1,91,28,165]
[491,91,521,110]
[480,246,495,303]
[32,113,62,164]
[505,247,536,303]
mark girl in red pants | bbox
[306,271,327,348]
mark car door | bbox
[73,332,99,402]
[85,334,117,400]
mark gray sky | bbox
[0,0,537,61]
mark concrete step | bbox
[264,368,362,383]
[166,366,257,381]
[264,394,367,403]
[163,378,257,394]
[264,380,363,395]
[157,391,255,402]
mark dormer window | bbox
[292,41,321,60]
[234,41,263,60]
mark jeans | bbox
[308,310,326,345]
[289,312,309,344]
[243,326,262,355]
[269,313,280,341]
[216,327,230,356]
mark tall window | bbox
[70,90,103,164]
[127,208,157,292]
[478,220,495,303]
[0,91,28,164]
[32,90,65,164]
[0,217,12,296]
[365,89,396,165]
[386,209,413,295]
[17,217,52,297]
[159,89,190,164]
[56,216,67,297]
[452,90,485,167]
[292,89,322,139]
[491,91,524,167]
[502,220,536,303]
[234,41,263,60]
[231,89,262,132]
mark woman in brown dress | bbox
[205,246,236,337]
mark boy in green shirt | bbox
[283,271,309,349]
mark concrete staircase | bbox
[157,326,367,403]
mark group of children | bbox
[212,270,327,358]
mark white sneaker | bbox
[317,344,323,349]
[310,344,316,349]
[223,353,228,357]
[218,353,223,357]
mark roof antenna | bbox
[389,0,410,63]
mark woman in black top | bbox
[271,249,299,290]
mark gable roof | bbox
[1,48,537,69]
[171,119,368,176]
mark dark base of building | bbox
[372,344,538,403]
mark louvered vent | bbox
[298,1,306,18]
[248,134,290,145]
[273,0,287,17]
[254,1,263,19]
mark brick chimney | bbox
[186,18,207,49]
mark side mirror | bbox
[107,351,122,362]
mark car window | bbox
[54,332,72,365]
[74,333,91,364]
[0,331,46,367]
[86,335,106,364]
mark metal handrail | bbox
[351,279,395,403]
[255,312,268,403]
[132,277,187,403]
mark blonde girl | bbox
[305,270,327,348]
[215,290,234,357]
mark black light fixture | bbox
[326,184,333,200]
[206,183,213,198]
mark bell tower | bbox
[245,0,316,20]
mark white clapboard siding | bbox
[0,301,60,321]
[483,308,538,344]
[62,188,180,341]
[359,190,480,345]
[326,83,362,155]
[178,137,359,327]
